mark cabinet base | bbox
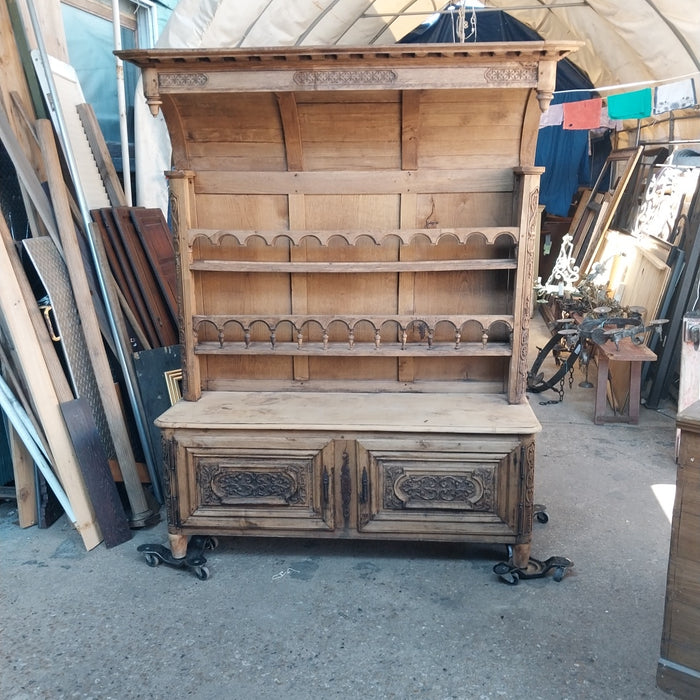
[135,535,573,585]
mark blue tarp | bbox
[400,7,606,217]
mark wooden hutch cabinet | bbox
[121,42,579,570]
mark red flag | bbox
[562,97,602,130]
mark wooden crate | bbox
[121,42,580,567]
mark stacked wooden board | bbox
[0,0,176,548]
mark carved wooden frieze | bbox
[484,66,538,83]
[189,226,519,248]
[124,43,579,115]
[383,463,494,511]
[197,460,307,506]
[293,70,397,87]
[159,73,208,89]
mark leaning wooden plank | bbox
[0,1,42,164]
[113,207,178,347]
[31,51,110,210]
[0,315,58,529]
[0,212,100,549]
[0,97,60,246]
[36,119,155,528]
[60,398,131,548]
[72,212,119,359]
[0,373,75,525]
[7,427,37,527]
[91,208,148,340]
[0,222,74,416]
[115,284,153,352]
[0,327,52,457]
[129,207,178,324]
[23,236,115,459]
[87,217,164,501]
[0,195,78,531]
[93,208,161,347]
[12,0,69,63]
[8,91,53,241]
[76,103,127,208]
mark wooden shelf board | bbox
[203,379,506,394]
[190,258,517,273]
[193,341,512,357]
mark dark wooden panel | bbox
[113,207,178,347]
[132,344,182,499]
[129,207,178,322]
[92,208,160,347]
[60,397,132,548]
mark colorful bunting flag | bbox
[653,78,697,114]
[539,103,564,128]
[607,88,652,119]
[562,97,602,130]
[541,76,696,129]
[599,106,622,131]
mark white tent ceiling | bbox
[158,0,700,94]
[133,0,698,211]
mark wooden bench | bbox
[593,336,657,424]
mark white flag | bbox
[653,78,697,114]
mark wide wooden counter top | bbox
[155,391,541,435]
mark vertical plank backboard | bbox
[303,193,400,380]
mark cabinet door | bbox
[355,437,525,539]
[167,435,336,532]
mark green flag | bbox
[607,88,653,119]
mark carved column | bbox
[167,170,200,401]
[510,167,544,403]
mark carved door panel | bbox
[172,437,336,532]
[355,437,524,538]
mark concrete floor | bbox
[0,315,680,700]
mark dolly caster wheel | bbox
[137,535,218,580]
[493,555,573,584]
[193,565,210,581]
[144,552,160,568]
[492,564,520,585]
[534,504,549,524]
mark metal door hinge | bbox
[360,467,369,504]
[322,466,330,506]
